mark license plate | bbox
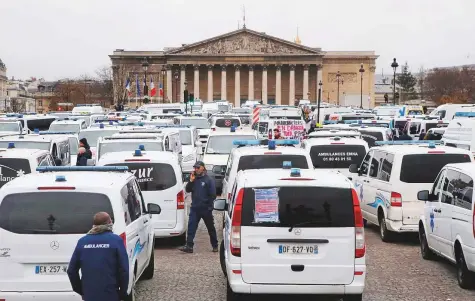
[35,265,68,275]
[278,245,318,254]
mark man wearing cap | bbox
[179,161,218,253]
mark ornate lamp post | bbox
[336,71,344,105]
[161,66,167,103]
[174,71,179,102]
[141,58,149,105]
[317,80,323,124]
[359,64,365,109]
[391,58,399,105]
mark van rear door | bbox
[0,158,32,188]
[240,186,356,285]
[0,192,114,292]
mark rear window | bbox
[0,192,113,234]
[241,187,354,228]
[237,155,309,171]
[359,131,384,147]
[215,118,240,128]
[0,159,32,188]
[310,145,367,169]
[107,163,177,191]
[400,154,471,183]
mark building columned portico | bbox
[110,28,379,108]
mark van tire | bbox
[419,227,434,260]
[220,240,227,277]
[456,245,475,289]
[140,247,155,280]
[226,281,243,301]
[343,294,363,301]
[378,212,392,242]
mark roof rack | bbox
[36,166,128,172]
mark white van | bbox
[96,135,165,161]
[79,125,122,157]
[49,119,87,134]
[215,168,365,300]
[417,163,475,289]
[209,115,242,132]
[0,166,161,300]
[173,116,211,153]
[349,141,473,242]
[97,151,186,242]
[429,103,475,121]
[0,120,26,136]
[71,104,104,115]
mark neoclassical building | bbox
[0,58,7,104]
[110,28,378,108]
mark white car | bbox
[0,166,161,300]
[97,150,187,242]
[349,141,473,242]
[418,162,475,289]
[214,168,365,300]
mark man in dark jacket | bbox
[179,161,218,253]
[398,129,413,141]
[76,147,88,166]
[79,138,93,159]
[67,212,129,301]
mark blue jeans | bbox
[186,207,218,248]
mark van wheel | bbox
[343,294,363,301]
[124,273,136,301]
[456,247,475,289]
[378,213,392,242]
[140,248,155,280]
[226,281,243,301]
[363,218,368,227]
[220,240,227,277]
[419,227,434,260]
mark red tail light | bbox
[125,159,151,162]
[264,152,282,154]
[352,189,365,258]
[230,188,244,257]
[37,186,76,190]
[177,190,185,209]
[427,151,445,154]
[331,142,345,144]
[119,232,127,247]
[212,128,216,131]
[390,191,402,207]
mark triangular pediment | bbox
[166,28,320,56]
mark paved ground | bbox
[136,200,475,301]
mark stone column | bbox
[316,64,323,102]
[193,64,200,99]
[180,65,186,102]
[262,65,268,103]
[276,64,282,105]
[289,64,296,103]
[234,64,241,108]
[303,64,309,99]
[221,64,227,100]
[248,65,254,100]
[166,65,172,103]
[207,65,213,101]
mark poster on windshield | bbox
[273,120,306,140]
[253,188,280,223]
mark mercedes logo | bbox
[50,241,59,250]
[294,228,301,235]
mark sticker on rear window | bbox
[253,188,280,223]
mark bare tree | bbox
[9,99,26,112]
[418,66,425,100]
[95,66,114,106]
[76,74,94,104]
[111,64,130,107]
[424,67,475,104]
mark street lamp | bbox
[141,58,149,104]
[161,66,167,103]
[317,80,323,124]
[174,71,179,102]
[391,58,399,105]
[336,71,344,105]
[359,64,365,109]
[184,80,189,114]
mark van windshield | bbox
[180,119,210,129]
[400,154,471,183]
[178,129,192,145]
[359,131,384,147]
[99,141,163,158]
[0,159,31,188]
[206,135,256,154]
[0,141,50,151]
[0,192,113,234]
[49,124,81,133]
[107,163,177,191]
[237,155,309,171]
[241,187,354,227]
[0,123,20,132]
[310,145,366,169]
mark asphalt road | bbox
[136,202,475,301]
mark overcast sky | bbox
[1,0,474,80]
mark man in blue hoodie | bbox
[179,161,218,253]
[67,212,129,301]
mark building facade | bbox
[110,28,378,108]
[0,59,7,104]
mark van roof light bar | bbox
[374,140,443,146]
[36,166,129,172]
[39,131,76,135]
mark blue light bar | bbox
[342,120,362,124]
[268,140,276,150]
[139,144,145,151]
[99,123,105,129]
[33,128,40,134]
[56,175,66,182]
[375,140,443,146]
[155,125,191,128]
[7,142,15,149]
[39,131,76,135]
[454,112,475,117]
[323,120,338,125]
[36,166,129,173]
[290,168,301,177]
[95,119,120,123]
[134,149,142,156]
[232,140,261,146]
[274,139,299,145]
[283,161,292,169]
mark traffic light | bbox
[184,90,189,104]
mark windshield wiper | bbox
[288,220,331,232]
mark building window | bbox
[38,100,43,107]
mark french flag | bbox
[159,82,163,97]
[150,78,156,97]
[125,77,131,96]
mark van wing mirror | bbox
[348,164,359,174]
[417,190,430,201]
[212,165,226,175]
[183,173,191,182]
[147,203,161,215]
[213,198,227,211]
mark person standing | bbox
[76,147,88,166]
[179,161,218,253]
[67,212,129,301]
[79,138,92,159]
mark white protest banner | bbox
[273,120,306,140]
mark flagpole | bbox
[135,74,138,109]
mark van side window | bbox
[224,154,233,180]
[133,180,147,213]
[359,151,372,176]
[369,151,383,178]
[454,173,473,210]
[228,182,238,218]
[432,170,446,200]
[165,137,170,151]
[130,181,143,218]
[120,185,132,225]
[125,181,140,222]
[378,153,394,182]
[441,170,459,205]
[81,122,87,129]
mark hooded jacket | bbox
[79,138,93,159]
[185,172,216,210]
